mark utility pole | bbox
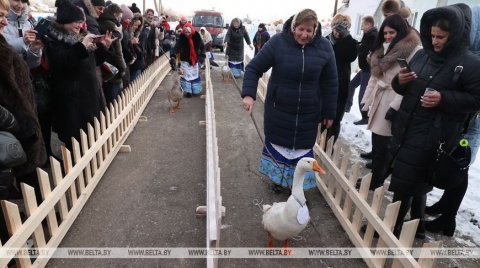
[333,0,338,17]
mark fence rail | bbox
[244,54,442,268]
[0,55,171,268]
[194,59,223,268]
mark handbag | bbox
[429,135,471,190]
[101,62,119,82]
[0,131,27,169]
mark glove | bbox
[335,26,350,38]
[385,107,397,122]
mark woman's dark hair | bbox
[431,18,451,32]
[372,13,409,56]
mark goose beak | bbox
[312,161,326,174]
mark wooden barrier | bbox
[245,57,443,267]
[195,59,224,268]
[0,55,171,267]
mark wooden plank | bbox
[392,219,419,268]
[351,173,371,233]
[119,145,131,153]
[343,162,360,220]
[94,118,104,166]
[87,124,98,176]
[363,186,385,247]
[72,139,86,194]
[80,130,92,185]
[200,95,206,99]
[20,183,46,248]
[199,121,207,126]
[100,112,109,158]
[328,144,341,195]
[334,151,350,205]
[105,106,113,153]
[418,241,442,268]
[139,116,148,122]
[37,169,59,236]
[61,146,78,206]
[375,201,401,267]
[1,201,31,268]
[51,157,69,221]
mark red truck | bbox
[192,10,226,52]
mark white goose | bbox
[262,157,325,248]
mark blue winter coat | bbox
[242,21,338,150]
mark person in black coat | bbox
[224,18,253,77]
[242,9,338,192]
[45,0,113,151]
[348,16,378,124]
[129,14,146,81]
[323,14,358,143]
[253,23,270,55]
[119,4,136,88]
[389,3,480,237]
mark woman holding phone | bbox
[389,4,480,237]
[45,0,113,150]
[358,14,421,193]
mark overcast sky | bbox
[114,0,338,21]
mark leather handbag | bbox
[101,62,119,82]
[0,131,27,169]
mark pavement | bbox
[44,53,364,268]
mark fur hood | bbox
[72,0,99,19]
[370,29,421,78]
[47,20,96,51]
[131,13,144,38]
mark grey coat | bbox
[3,6,41,68]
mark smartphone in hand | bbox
[92,35,105,43]
[397,58,412,72]
[34,18,51,39]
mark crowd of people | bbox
[242,0,480,240]
[0,0,211,249]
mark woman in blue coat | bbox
[241,9,338,192]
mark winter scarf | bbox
[183,23,197,65]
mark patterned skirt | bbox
[228,61,244,78]
[259,138,317,190]
[179,61,202,94]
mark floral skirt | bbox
[259,139,317,190]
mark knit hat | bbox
[276,24,283,31]
[91,0,106,7]
[120,4,133,20]
[55,0,85,24]
[105,0,112,6]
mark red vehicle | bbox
[192,10,226,52]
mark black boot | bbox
[425,215,456,237]
[360,151,374,159]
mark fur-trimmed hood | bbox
[131,13,144,38]
[370,29,421,78]
[72,0,99,19]
[47,20,95,50]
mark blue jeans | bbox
[466,115,480,164]
[348,71,371,118]
[130,69,141,82]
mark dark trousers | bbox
[371,133,391,186]
[0,170,14,244]
[104,83,122,105]
[432,173,468,217]
[393,192,426,231]
[37,109,54,157]
[348,71,370,119]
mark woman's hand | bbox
[82,34,95,48]
[113,25,122,34]
[243,96,254,115]
[249,44,253,50]
[323,119,333,129]
[398,67,417,85]
[131,37,139,45]
[23,28,37,46]
[99,31,117,49]
[421,90,442,108]
[30,39,44,53]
